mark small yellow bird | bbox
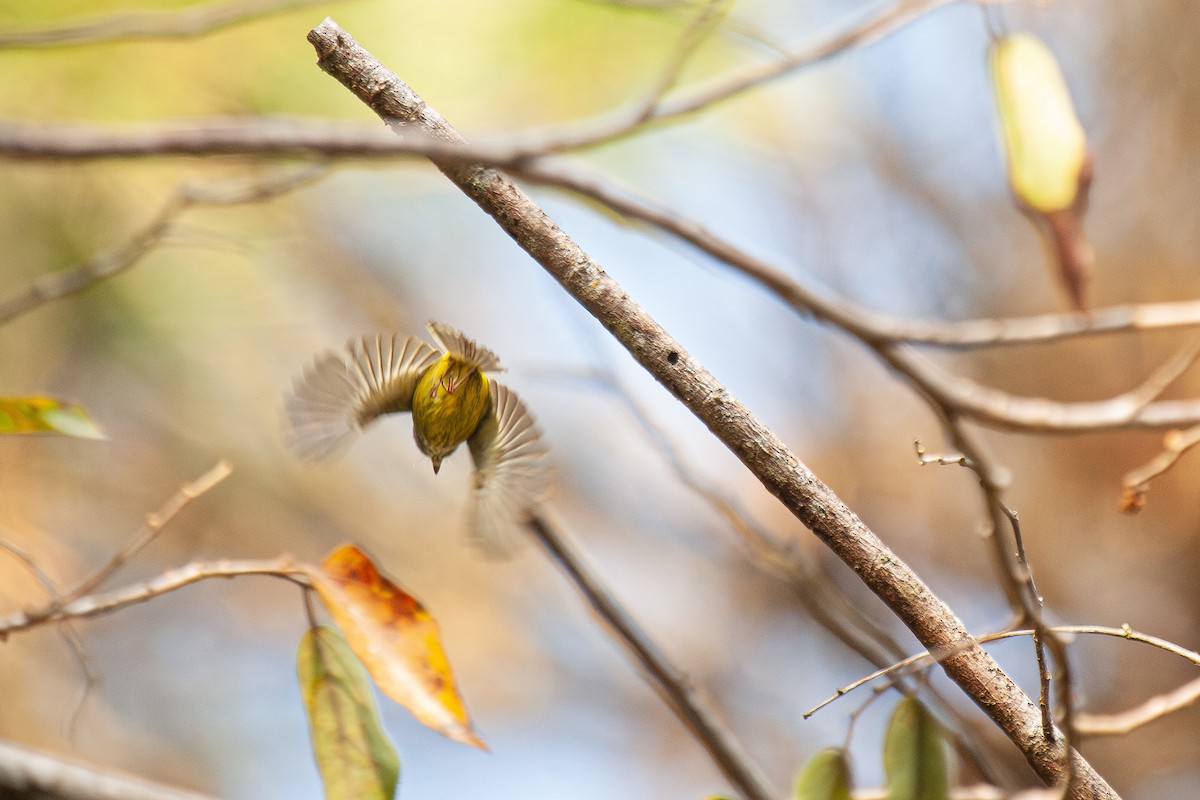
[285,321,547,551]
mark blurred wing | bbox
[426,320,503,373]
[285,333,439,460]
[467,382,549,554]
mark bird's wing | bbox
[426,320,503,373]
[284,333,440,460]
[467,381,549,554]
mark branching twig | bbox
[0,534,97,735]
[0,558,307,637]
[1119,423,1200,513]
[627,0,732,124]
[0,164,326,326]
[807,625,1200,717]
[579,372,1009,784]
[0,0,335,48]
[524,0,959,154]
[305,18,1116,797]
[67,461,233,601]
[0,0,951,158]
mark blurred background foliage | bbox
[0,0,1198,798]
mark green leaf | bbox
[0,396,105,439]
[298,625,401,800]
[883,697,949,800]
[793,747,851,800]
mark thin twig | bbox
[528,511,778,800]
[807,625,1200,717]
[627,0,732,124]
[0,0,335,48]
[67,461,233,601]
[0,534,98,735]
[0,164,327,326]
[1113,335,1200,419]
[306,18,1117,797]
[0,0,951,159]
[522,0,960,155]
[519,158,1200,434]
[915,415,1075,786]
[1076,675,1200,737]
[0,558,307,637]
[1120,423,1200,513]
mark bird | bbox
[284,321,548,552]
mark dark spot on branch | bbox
[667,351,679,365]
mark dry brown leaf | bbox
[308,543,486,749]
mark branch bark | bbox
[0,739,217,800]
[305,18,1119,799]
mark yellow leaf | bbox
[990,33,1087,212]
[309,543,486,749]
[0,396,105,439]
[297,626,400,800]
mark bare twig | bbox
[0,0,335,48]
[528,511,778,800]
[0,534,98,735]
[0,164,326,326]
[915,415,1074,784]
[1120,423,1200,513]
[627,0,732,124]
[1076,675,1200,737]
[0,558,307,637]
[1113,335,1200,417]
[519,159,1200,435]
[306,18,1117,797]
[807,625,1200,717]
[0,0,951,159]
[576,372,1011,784]
[66,461,233,600]
[0,738,218,800]
[520,0,959,154]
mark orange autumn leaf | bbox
[308,543,486,749]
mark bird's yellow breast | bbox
[411,354,490,462]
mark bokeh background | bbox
[1,0,1198,797]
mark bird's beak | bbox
[431,456,442,475]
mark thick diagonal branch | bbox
[305,19,1118,799]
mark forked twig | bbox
[67,461,233,601]
[0,165,327,326]
[0,558,307,637]
[807,624,1200,718]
